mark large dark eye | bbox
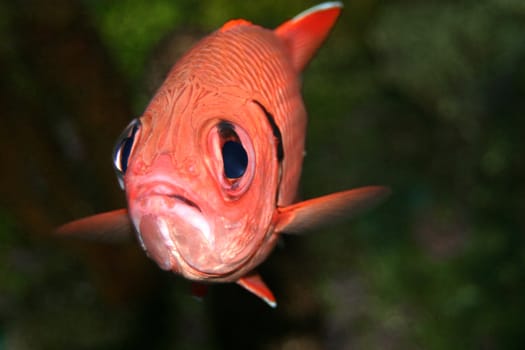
[209,121,254,198]
[112,118,141,189]
[222,140,248,178]
[218,122,249,180]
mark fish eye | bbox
[222,140,248,178]
[112,118,141,189]
[208,121,254,198]
[218,122,249,180]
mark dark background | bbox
[1,0,524,349]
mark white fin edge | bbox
[291,1,344,22]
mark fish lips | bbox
[130,189,254,279]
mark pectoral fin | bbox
[274,186,390,234]
[55,209,133,243]
[237,272,277,308]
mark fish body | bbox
[126,18,304,283]
[57,2,389,307]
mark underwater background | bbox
[1,0,524,349]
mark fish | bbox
[56,2,390,307]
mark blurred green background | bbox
[1,0,524,349]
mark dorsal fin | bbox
[220,19,252,32]
[275,2,343,72]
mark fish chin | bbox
[138,214,176,271]
[131,194,252,279]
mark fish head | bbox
[113,85,282,280]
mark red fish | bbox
[57,2,389,307]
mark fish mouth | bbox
[166,194,200,211]
[135,181,201,209]
[130,181,249,278]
